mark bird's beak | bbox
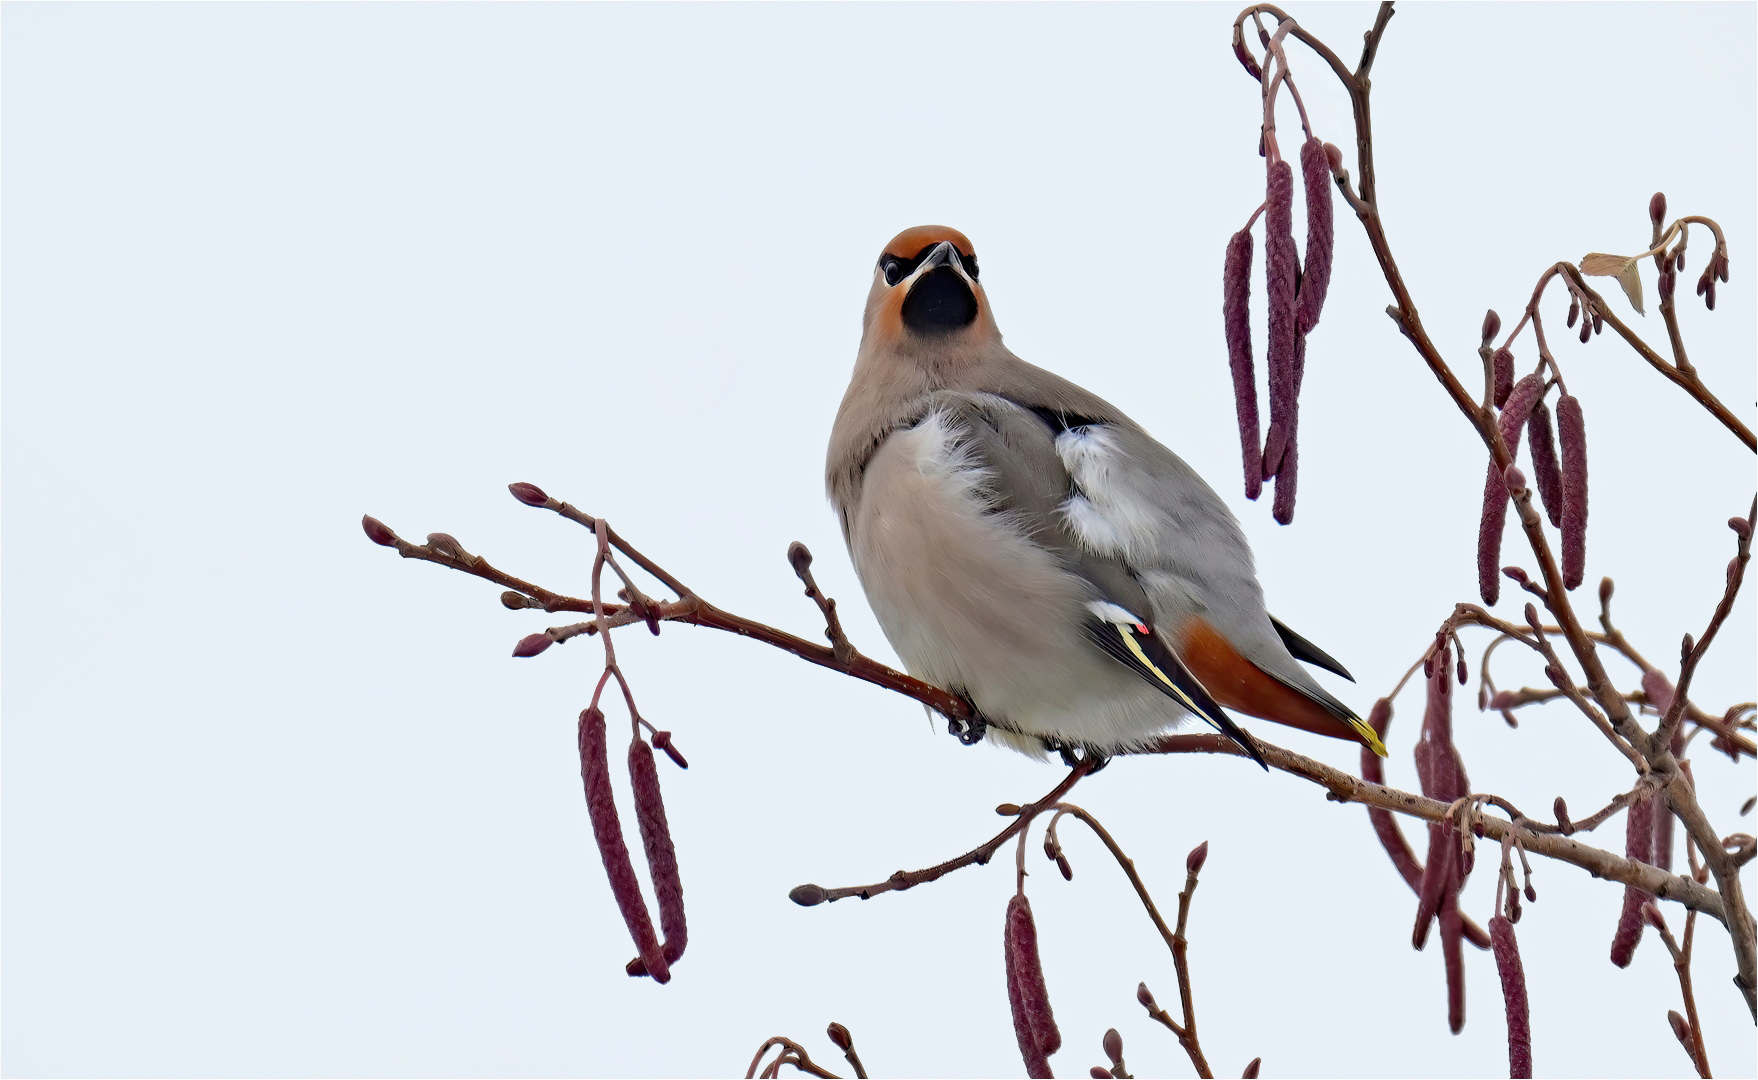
[906,241,971,287]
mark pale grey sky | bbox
[4,3,1754,1078]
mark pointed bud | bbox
[787,540,813,576]
[1137,982,1158,1010]
[1731,516,1753,541]
[1055,854,1073,881]
[1103,1028,1124,1065]
[1566,299,1579,328]
[1640,670,1675,716]
[997,803,1023,816]
[1668,1010,1691,1045]
[826,1022,853,1052]
[1324,142,1343,170]
[1186,840,1210,875]
[788,883,828,907]
[1649,192,1667,226]
[1502,463,1528,496]
[426,532,465,559]
[1554,798,1572,834]
[501,591,532,610]
[508,482,549,506]
[1223,228,1263,500]
[1481,309,1501,343]
[1243,1059,1262,1079]
[1502,566,1530,585]
[513,633,554,658]
[362,515,398,547]
[1674,250,1685,273]
[1456,653,1468,686]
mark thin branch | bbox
[1134,735,1728,924]
[801,761,1093,904]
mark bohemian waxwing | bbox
[826,225,1387,765]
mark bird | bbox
[825,225,1386,767]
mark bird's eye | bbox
[965,256,980,281]
[881,257,905,286]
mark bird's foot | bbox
[1043,738,1110,772]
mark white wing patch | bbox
[1055,426,1163,561]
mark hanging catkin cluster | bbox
[1222,36,1336,525]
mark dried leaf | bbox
[1616,260,1645,315]
[1579,252,1630,276]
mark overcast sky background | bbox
[5,4,1755,1078]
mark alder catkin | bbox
[1261,159,1299,480]
[1490,915,1533,1078]
[1557,394,1589,589]
[1005,894,1060,1078]
[1526,401,1564,529]
[1609,795,1655,968]
[1478,375,1545,604]
[579,709,668,983]
[1492,348,1514,408]
[629,737,687,966]
[1296,137,1335,334]
[1223,228,1263,500]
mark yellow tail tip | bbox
[1351,717,1389,758]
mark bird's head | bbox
[861,226,1001,355]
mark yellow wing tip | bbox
[1351,717,1389,758]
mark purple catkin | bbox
[1441,889,1466,1034]
[1492,349,1514,408]
[1363,699,1423,892]
[1296,137,1334,334]
[1413,643,1469,950]
[1490,916,1533,1077]
[629,738,688,966]
[1477,376,1546,604]
[1609,795,1655,968]
[578,709,669,983]
[1271,432,1299,525]
[1005,894,1059,1077]
[1556,395,1589,590]
[1223,229,1263,500]
[1261,159,1299,480]
[1526,402,1564,529]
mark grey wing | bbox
[1046,416,1357,717]
[925,391,1265,763]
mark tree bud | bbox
[508,482,549,506]
[1649,191,1667,226]
[361,515,398,547]
[1103,1028,1124,1065]
[826,1022,853,1052]
[788,884,828,907]
[1186,840,1210,875]
[1136,982,1157,1010]
[1481,309,1501,343]
[512,632,553,658]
